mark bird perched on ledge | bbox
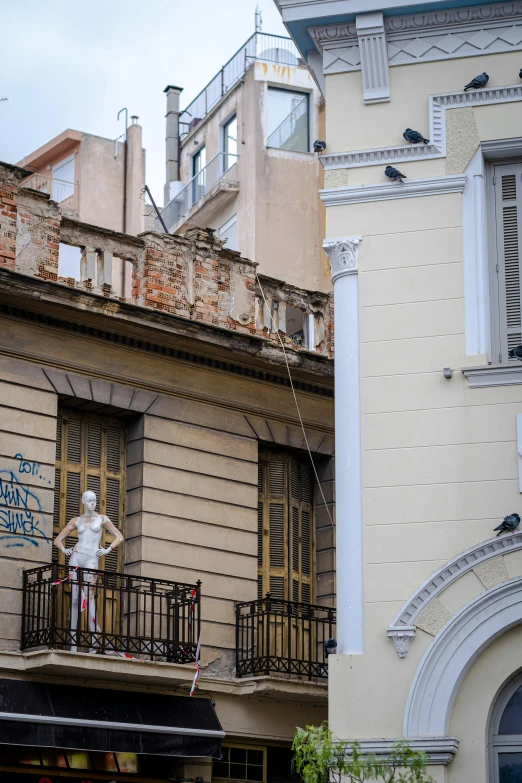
[519,68,522,80]
[403,128,429,145]
[494,513,521,536]
[313,139,326,154]
[509,345,522,361]
[464,72,489,90]
[385,165,407,183]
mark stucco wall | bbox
[323,39,522,767]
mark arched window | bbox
[490,673,522,782]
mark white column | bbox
[323,236,363,655]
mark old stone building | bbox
[0,160,335,782]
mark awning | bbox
[0,679,224,758]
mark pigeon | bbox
[519,68,522,80]
[313,139,326,153]
[494,513,521,536]
[509,345,522,361]
[403,128,429,145]
[385,165,407,183]
[324,638,337,656]
[464,72,489,91]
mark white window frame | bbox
[222,113,238,174]
[265,86,311,154]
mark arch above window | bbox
[490,672,522,782]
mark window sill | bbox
[462,364,522,388]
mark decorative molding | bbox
[352,737,459,765]
[323,236,361,282]
[387,626,416,658]
[320,84,522,170]
[356,12,390,103]
[321,175,467,206]
[388,531,522,655]
[43,368,159,413]
[404,577,522,737]
[463,364,522,387]
[310,2,522,72]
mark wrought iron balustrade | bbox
[22,564,200,663]
[235,595,335,680]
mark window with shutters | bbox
[491,162,522,363]
[257,450,314,604]
[53,408,126,572]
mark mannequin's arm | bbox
[53,519,77,556]
[96,517,124,556]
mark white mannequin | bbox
[53,490,123,651]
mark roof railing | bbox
[179,32,300,137]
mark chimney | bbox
[164,85,183,206]
[125,116,145,235]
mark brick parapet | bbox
[0,162,333,358]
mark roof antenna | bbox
[255,4,262,33]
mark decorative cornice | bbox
[463,364,522,387]
[323,236,361,282]
[388,531,522,656]
[387,626,416,658]
[386,1,522,34]
[320,84,522,170]
[353,737,459,765]
[321,174,466,206]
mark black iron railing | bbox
[22,565,201,663]
[235,595,336,680]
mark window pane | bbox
[231,763,247,779]
[500,685,522,733]
[248,765,264,781]
[66,751,91,769]
[116,752,139,773]
[231,748,247,763]
[499,752,522,782]
[214,761,230,777]
[224,116,238,170]
[91,751,118,771]
[41,749,67,768]
[267,89,308,152]
[248,750,264,766]
[192,146,206,205]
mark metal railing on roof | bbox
[179,32,300,137]
[157,151,239,233]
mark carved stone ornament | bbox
[387,626,416,658]
[323,237,361,283]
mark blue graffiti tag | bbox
[0,468,48,548]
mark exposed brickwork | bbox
[0,166,19,270]
[0,162,333,358]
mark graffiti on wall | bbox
[0,454,52,549]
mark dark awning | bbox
[0,679,224,758]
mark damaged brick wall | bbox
[1,162,333,357]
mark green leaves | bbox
[292,724,434,783]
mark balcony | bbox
[179,32,300,136]
[158,152,239,234]
[22,565,200,663]
[22,172,79,216]
[235,596,336,681]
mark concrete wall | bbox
[178,62,328,292]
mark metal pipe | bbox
[117,108,128,234]
[144,185,169,234]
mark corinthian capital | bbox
[323,236,362,283]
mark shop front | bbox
[0,679,224,782]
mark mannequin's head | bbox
[81,490,97,513]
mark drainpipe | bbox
[126,116,144,236]
[323,236,363,655]
[117,107,128,233]
[164,85,183,206]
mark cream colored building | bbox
[278,0,522,781]
[159,32,327,293]
[0,161,335,782]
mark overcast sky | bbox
[0,0,287,204]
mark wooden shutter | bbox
[493,163,522,363]
[257,451,315,604]
[53,409,126,572]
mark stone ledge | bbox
[351,737,459,765]
[463,364,522,388]
[0,651,328,702]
